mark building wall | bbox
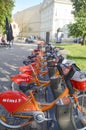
[13,0,74,42]
[13,4,41,37]
[53,0,74,39]
[11,21,19,37]
[40,0,54,40]
[40,0,74,42]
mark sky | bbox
[12,0,43,15]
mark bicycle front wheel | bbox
[78,93,86,125]
[0,105,33,129]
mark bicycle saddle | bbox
[33,49,40,52]
[28,54,37,59]
[23,59,35,65]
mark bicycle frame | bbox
[0,45,85,129]
[0,86,81,126]
[11,66,50,87]
[11,62,69,91]
[11,56,55,89]
[19,63,48,77]
[0,88,68,113]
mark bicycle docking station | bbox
[56,100,77,130]
[50,75,77,130]
[50,75,62,98]
[48,66,56,77]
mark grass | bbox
[54,43,86,70]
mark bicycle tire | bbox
[11,82,20,91]
[0,105,33,129]
[73,93,86,129]
[78,93,86,124]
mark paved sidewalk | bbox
[0,42,39,130]
[0,42,59,130]
[0,42,37,91]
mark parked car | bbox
[73,37,83,44]
[25,38,34,43]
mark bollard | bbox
[48,67,56,78]
[56,98,77,130]
[50,76,62,98]
[47,60,54,67]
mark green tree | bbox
[68,0,86,45]
[0,0,15,33]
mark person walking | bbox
[1,36,9,47]
[5,18,14,48]
[7,24,14,47]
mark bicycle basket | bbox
[71,71,86,91]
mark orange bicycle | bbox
[0,63,86,129]
[10,52,65,93]
[10,56,65,94]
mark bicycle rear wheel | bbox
[0,105,33,129]
[78,93,86,124]
[73,92,86,129]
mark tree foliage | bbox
[71,0,86,16]
[0,0,15,33]
[68,0,86,45]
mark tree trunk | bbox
[81,35,86,45]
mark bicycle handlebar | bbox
[23,59,35,65]
[28,53,38,59]
[56,63,80,94]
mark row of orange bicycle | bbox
[0,42,86,130]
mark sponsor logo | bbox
[17,78,30,82]
[2,98,21,103]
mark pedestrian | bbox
[1,36,9,47]
[6,24,14,48]
[1,36,5,43]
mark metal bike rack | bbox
[47,60,54,67]
[50,75,77,130]
[56,102,77,130]
[50,76,62,98]
[48,67,56,77]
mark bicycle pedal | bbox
[34,112,51,123]
[44,117,52,121]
